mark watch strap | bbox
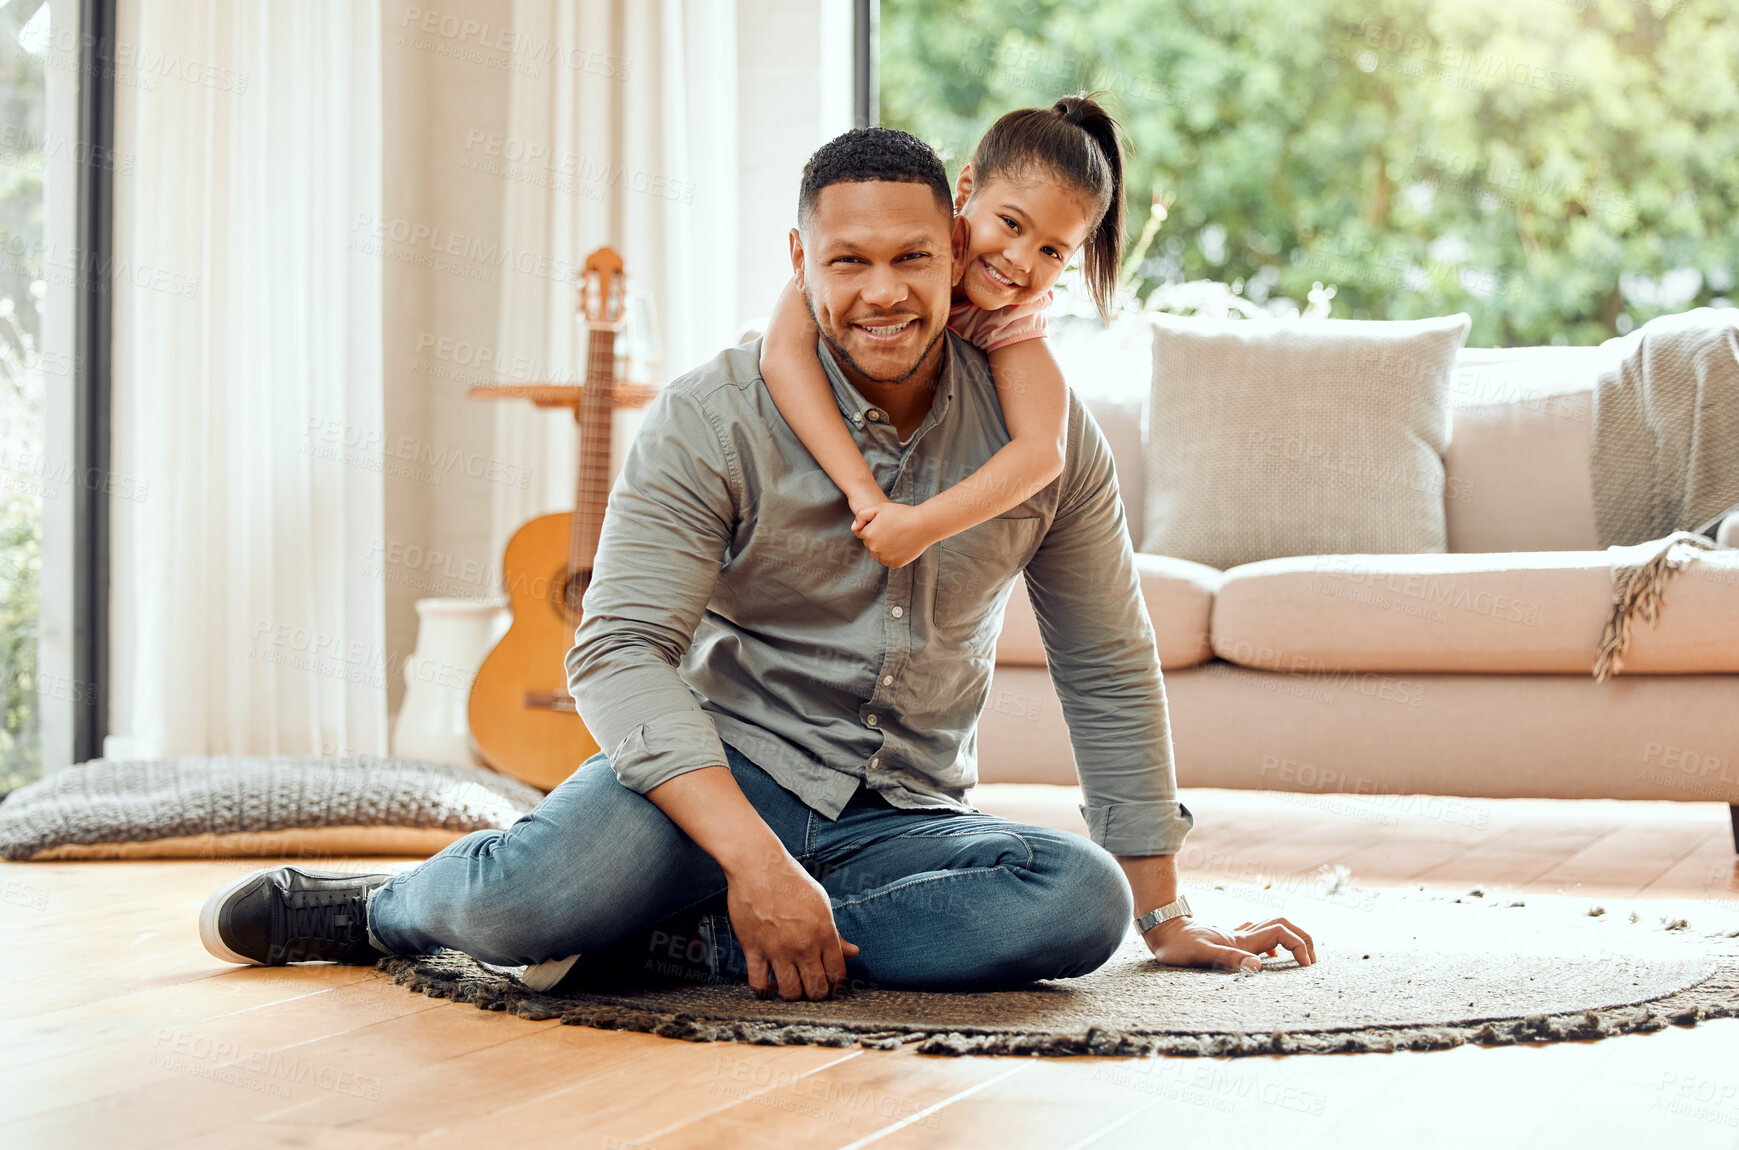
[1134,894,1192,933]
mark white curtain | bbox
[110,1,386,757]
[489,0,740,559]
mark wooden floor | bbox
[4,787,1738,1150]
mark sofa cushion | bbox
[1210,546,1739,674]
[973,662,1739,801]
[999,553,1221,670]
[1142,312,1471,570]
[1445,392,1598,553]
[1063,335,1608,555]
[1443,348,1611,554]
[1084,392,1146,547]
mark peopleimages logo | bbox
[398,7,631,78]
[349,211,591,286]
[41,29,250,93]
[303,416,533,490]
[1244,430,1477,505]
[1258,754,1490,829]
[0,443,151,503]
[1635,740,1739,802]
[0,125,135,174]
[1310,556,1540,625]
[0,232,199,300]
[1210,642,1428,708]
[1642,741,1735,782]
[150,1029,382,1100]
[460,130,695,204]
[1345,20,1577,96]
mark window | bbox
[880,0,1736,346]
[0,0,101,792]
[0,0,51,792]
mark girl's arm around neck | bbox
[913,336,1068,537]
[759,278,887,515]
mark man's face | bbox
[789,181,957,388]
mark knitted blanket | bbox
[1592,531,1719,682]
[1591,308,1739,548]
[0,755,544,861]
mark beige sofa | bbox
[979,344,1739,848]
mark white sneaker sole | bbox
[520,953,580,992]
[198,867,278,965]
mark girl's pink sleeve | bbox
[948,291,1054,354]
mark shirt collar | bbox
[815,334,957,436]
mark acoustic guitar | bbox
[468,247,626,790]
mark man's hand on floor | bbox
[645,766,859,1002]
[727,852,860,1002]
[1143,915,1316,973]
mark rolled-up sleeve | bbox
[566,386,738,794]
[1020,399,1194,856]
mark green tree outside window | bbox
[881,0,1737,345]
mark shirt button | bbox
[865,713,878,726]
[890,605,904,618]
[869,757,879,770]
[865,409,882,422]
[881,674,893,686]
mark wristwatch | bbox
[1134,895,1192,934]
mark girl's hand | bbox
[851,502,940,568]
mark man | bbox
[200,128,1314,1000]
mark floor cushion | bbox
[0,754,545,861]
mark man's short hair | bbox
[797,127,953,234]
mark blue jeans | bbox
[366,742,1132,990]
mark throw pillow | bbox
[1143,312,1471,569]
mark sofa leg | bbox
[1732,805,1739,854]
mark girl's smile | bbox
[952,164,1096,313]
[976,256,1022,293]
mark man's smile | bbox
[852,316,920,344]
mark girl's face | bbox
[951,162,1096,312]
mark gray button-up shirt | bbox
[566,332,1194,856]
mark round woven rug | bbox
[377,883,1739,1057]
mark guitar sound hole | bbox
[551,567,592,625]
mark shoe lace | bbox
[278,888,369,957]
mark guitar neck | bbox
[570,324,618,576]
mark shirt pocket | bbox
[932,515,1045,648]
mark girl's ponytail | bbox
[1052,94,1125,323]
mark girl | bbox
[760,93,1126,568]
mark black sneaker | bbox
[199,865,393,966]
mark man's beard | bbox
[806,295,947,386]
